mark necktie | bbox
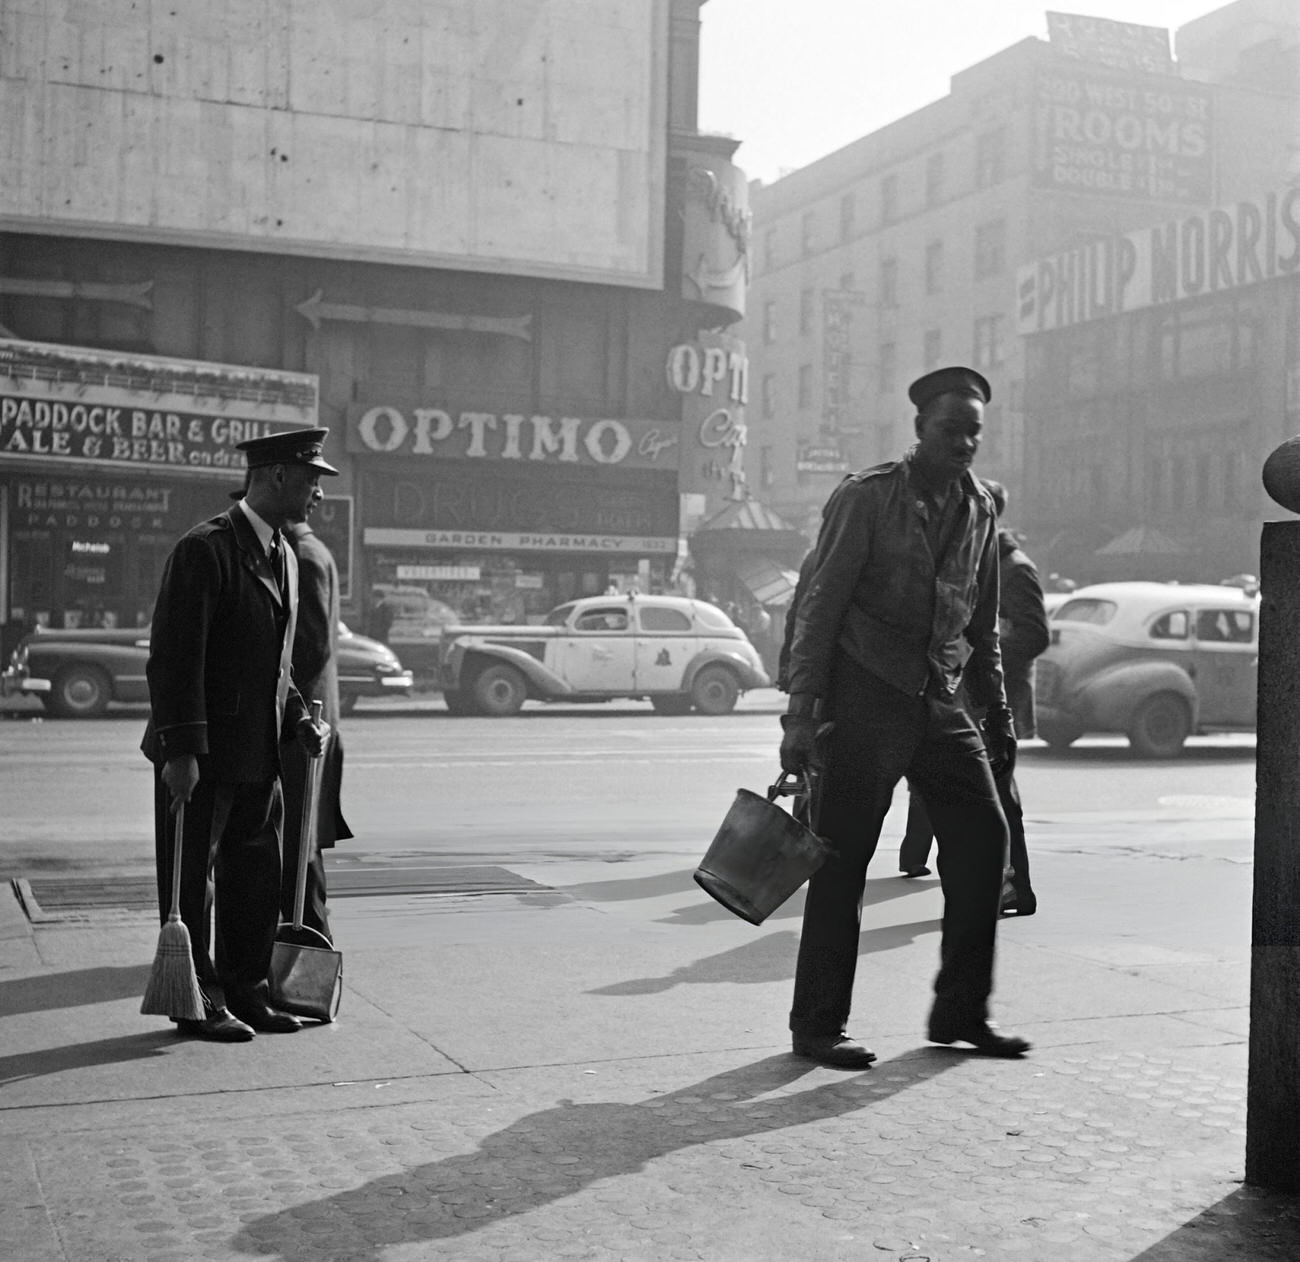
[269,535,287,601]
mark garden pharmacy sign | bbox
[1017,186,1300,333]
[347,406,679,471]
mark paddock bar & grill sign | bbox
[1017,187,1300,333]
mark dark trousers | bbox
[153,772,283,1011]
[790,655,1007,1037]
[900,772,1033,899]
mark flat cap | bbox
[907,366,991,411]
[237,426,339,475]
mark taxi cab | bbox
[438,593,769,715]
[1034,582,1258,757]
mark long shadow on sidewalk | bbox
[0,965,151,1016]
[0,1030,175,1087]
[1126,1186,1300,1259]
[231,1051,956,1261]
[587,920,937,995]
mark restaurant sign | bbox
[1017,187,1300,333]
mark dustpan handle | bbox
[767,769,814,803]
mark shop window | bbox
[974,219,1006,279]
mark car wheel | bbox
[339,692,358,715]
[472,664,527,716]
[650,695,693,716]
[49,664,111,718]
[1127,693,1191,758]
[1037,719,1082,751]
[691,665,739,715]
[443,688,479,716]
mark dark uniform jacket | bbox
[785,454,1006,710]
[141,505,308,781]
[283,523,352,849]
[996,528,1050,738]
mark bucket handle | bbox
[767,769,815,803]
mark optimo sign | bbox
[348,405,679,471]
[1017,187,1300,333]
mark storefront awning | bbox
[737,557,801,607]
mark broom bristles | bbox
[140,916,206,1020]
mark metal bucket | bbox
[694,772,834,925]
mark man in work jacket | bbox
[779,366,1029,1067]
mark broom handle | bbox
[168,799,186,920]
[292,701,325,931]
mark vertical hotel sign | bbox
[822,290,865,437]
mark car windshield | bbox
[544,603,577,627]
[1055,598,1118,626]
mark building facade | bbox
[0,0,748,656]
[744,0,1300,548]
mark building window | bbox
[798,363,813,409]
[801,210,816,257]
[974,219,1006,279]
[879,257,898,307]
[1196,453,1212,506]
[925,152,945,207]
[973,314,1004,369]
[763,300,777,345]
[840,192,855,243]
[975,127,1006,188]
[879,342,896,394]
[1224,450,1241,508]
[761,374,776,419]
[1171,456,1187,510]
[925,241,944,294]
[763,229,776,272]
[881,173,899,224]
[799,288,814,337]
[923,329,942,369]
[760,444,774,489]
[839,271,856,293]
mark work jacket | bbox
[785,454,1006,711]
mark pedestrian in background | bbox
[898,481,1048,916]
[141,429,333,1041]
[281,501,354,944]
[779,366,1028,1066]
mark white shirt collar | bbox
[238,499,277,556]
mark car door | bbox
[561,604,636,692]
[633,603,698,691]
[1191,604,1257,725]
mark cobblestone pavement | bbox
[9,1043,1300,1261]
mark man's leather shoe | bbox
[175,1008,255,1042]
[928,1018,1030,1057]
[900,866,931,878]
[792,1033,877,1069]
[1000,891,1037,917]
[226,992,303,1033]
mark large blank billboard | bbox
[0,0,668,287]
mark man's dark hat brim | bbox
[237,426,340,475]
[908,366,991,411]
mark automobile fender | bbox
[1073,659,1197,730]
[26,639,150,702]
[681,648,764,692]
[446,641,574,698]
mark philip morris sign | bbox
[1017,187,1300,334]
[347,405,679,471]
[1032,61,1211,203]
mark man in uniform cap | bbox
[141,427,335,1040]
[779,366,1029,1066]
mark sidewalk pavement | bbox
[3,814,1299,1260]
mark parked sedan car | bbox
[438,593,770,716]
[1034,582,1258,757]
[2,622,412,718]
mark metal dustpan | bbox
[269,702,343,1022]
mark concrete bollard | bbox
[1247,442,1300,1188]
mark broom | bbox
[140,798,206,1020]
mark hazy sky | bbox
[698,0,1229,184]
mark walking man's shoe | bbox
[899,866,931,878]
[927,1016,1030,1058]
[174,1007,255,1042]
[792,1033,878,1069]
[226,990,304,1034]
